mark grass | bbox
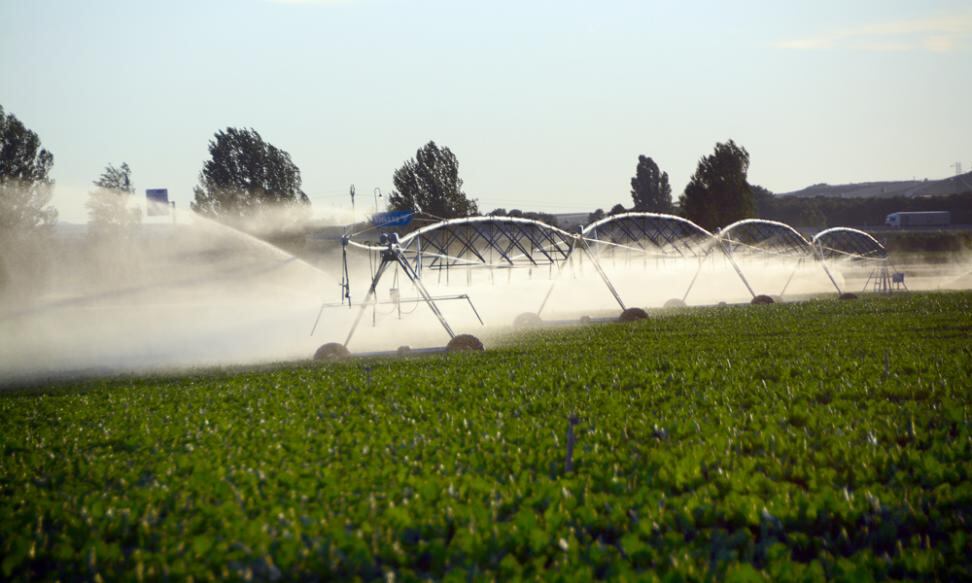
[1,292,970,580]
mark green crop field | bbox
[2,293,970,581]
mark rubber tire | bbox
[664,298,687,309]
[446,334,484,353]
[513,312,543,329]
[579,315,592,325]
[838,292,858,300]
[314,342,351,360]
[751,295,775,305]
[396,345,412,355]
[618,307,649,322]
[717,301,728,307]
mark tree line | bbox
[4,102,966,245]
[0,102,757,237]
[380,139,758,233]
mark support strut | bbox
[681,245,719,302]
[779,257,803,298]
[717,239,757,298]
[536,236,578,317]
[812,246,844,295]
[578,236,627,311]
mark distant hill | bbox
[780,171,972,198]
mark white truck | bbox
[885,211,951,228]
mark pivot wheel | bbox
[751,295,774,305]
[838,292,858,300]
[513,312,543,329]
[663,298,687,309]
[618,307,649,322]
[446,334,484,353]
[314,342,351,360]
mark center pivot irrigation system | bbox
[310,214,897,358]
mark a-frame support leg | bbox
[343,248,463,348]
[393,251,457,340]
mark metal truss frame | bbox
[719,219,812,257]
[811,227,902,293]
[812,227,887,261]
[581,212,717,259]
[397,216,575,272]
[315,216,894,348]
[577,212,728,305]
[330,218,583,347]
[331,218,630,344]
[719,219,842,297]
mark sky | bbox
[2,0,971,223]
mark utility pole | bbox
[373,187,382,213]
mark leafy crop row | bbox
[1,293,970,580]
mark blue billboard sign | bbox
[371,210,413,228]
[146,188,169,216]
